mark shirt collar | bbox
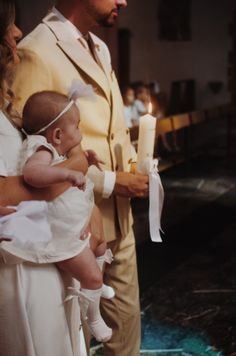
[52,6,83,40]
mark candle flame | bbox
[148,102,152,114]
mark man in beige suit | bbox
[13,1,149,355]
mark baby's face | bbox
[60,107,82,153]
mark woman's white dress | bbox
[0,110,81,356]
[1,134,94,263]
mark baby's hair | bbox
[22,91,77,135]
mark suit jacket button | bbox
[111,133,114,140]
[115,164,119,171]
[126,129,130,134]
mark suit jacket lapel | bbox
[42,14,111,104]
[89,33,113,83]
[89,33,117,129]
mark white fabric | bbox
[79,329,88,356]
[0,111,22,176]
[0,201,53,262]
[149,168,164,242]
[19,134,62,168]
[12,134,94,263]
[134,99,147,117]
[0,155,7,177]
[96,249,115,299]
[101,284,115,299]
[102,170,116,198]
[81,287,112,342]
[0,110,81,356]
[138,158,164,242]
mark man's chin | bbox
[100,21,115,28]
[98,15,117,28]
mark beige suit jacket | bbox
[13,12,136,242]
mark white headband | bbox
[22,80,95,136]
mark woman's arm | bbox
[0,206,16,242]
[0,145,84,206]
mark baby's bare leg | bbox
[87,206,115,300]
[57,248,112,342]
[57,247,102,290]
[88,205,107,257]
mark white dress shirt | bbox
[134,99,147,117]
[124,105,139,128]
[52,7,116,198]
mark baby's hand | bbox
[85,150,105,171]
[67,171,86,190]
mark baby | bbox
[122,86,139,128]
[134,84,151,117]
[19,83,113,342]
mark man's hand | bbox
[114,172,149,198]
[0,206,15,242]
[85,150,105,171]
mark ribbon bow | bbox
[64,286,94,319]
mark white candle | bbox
[137,103,157,173]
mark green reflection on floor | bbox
[91,314,222,356]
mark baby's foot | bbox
[101,284,115,299]
[89,318,112,342]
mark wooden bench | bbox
[129,103,233,172]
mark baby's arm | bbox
[23,148,86,189]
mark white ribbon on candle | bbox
[139,158,164,242]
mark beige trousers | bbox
[100,229,141,356]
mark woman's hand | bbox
[0,206,16,216]
[0,206,15,242]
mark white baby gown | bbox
[0,135,94,263]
